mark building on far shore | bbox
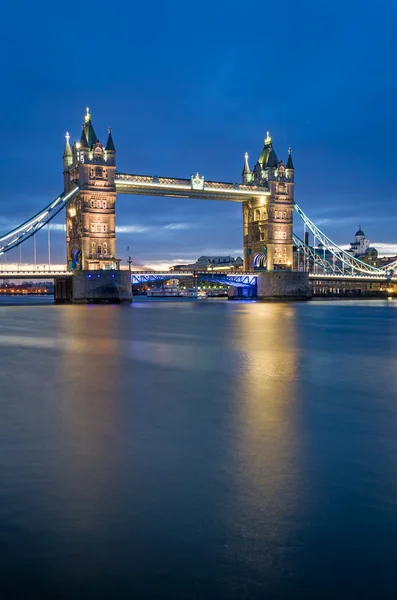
[347,227,378,267]
[170,255,243,272]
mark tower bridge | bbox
[0,108,395,302]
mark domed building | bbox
[347,227,378,267]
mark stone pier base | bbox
[55,270,132,304]
[256,271,311,301]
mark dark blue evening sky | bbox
[1,0,397,267]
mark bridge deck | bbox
[0,268,395,283]
[115,173,270,202]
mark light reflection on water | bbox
[1,298,397,598]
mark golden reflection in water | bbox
[228,303,304,552]
[55,306,122,530]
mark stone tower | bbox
[241,132,294,271]
[63,108,120,270]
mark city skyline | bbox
[1,0,397,269]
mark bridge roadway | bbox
[0,267,395,285]
[129,270,397,285]
[115,173,270,202]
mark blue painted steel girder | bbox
[131,273,257,288]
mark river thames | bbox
[1,298,397,598]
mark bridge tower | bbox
[241,133,294,271]
[63,108,120,270]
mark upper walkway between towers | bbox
[115,173,270,202]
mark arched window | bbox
[255,209,260,221]
[90,199,95,208]
[97,245,102,255]
[96,223,102,233]
[96,199,101,208]
[90,223,96,233]
[102,200,107,209]
[283,211,286,219]
[103,224,107,233]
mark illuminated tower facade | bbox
[63,108,120,270]
[241,132,294,271]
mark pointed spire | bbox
[80,127,89,148]
[286,147,294,169]
[106,126,116,152]
[63,131,72,158]
[242,152,250,175]
[81,108,99,148]
[266,147,278,168]
[259,130,275,166]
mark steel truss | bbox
[0,187,79,255]
[293,234,345,274]
[131,273,257,288]
[294,204,383,275]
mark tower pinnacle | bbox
[85,107,91,123]
[106,127,116,152]
[242,152,251,183]
[63,131,72,159]
[286,147,294,170]
[265,131,272,145]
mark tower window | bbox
[95,167,103,178]
[90,199,95,208]
[103,224,107,233]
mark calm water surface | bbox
[1,297,397,599]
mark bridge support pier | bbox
[229,271,311,301]
[255,271,311,300]
[55,270,132,304]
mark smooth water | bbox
[1,297,397,599]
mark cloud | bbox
[371,243,397,256]
[116,222,194,234]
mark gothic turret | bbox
[258,131,273,167]
[242,152,251,184]
[82,107,99,149]
[80,127,89,149]
[63,132,73,169]
[286,148,294,181]
[286,148,294,170]
[106,127,116,152]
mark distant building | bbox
[194,256,243,270]
[169,255,243,272]
[379,255,397,268]
[347,227,378,267]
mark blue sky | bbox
[1,0,397,267]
